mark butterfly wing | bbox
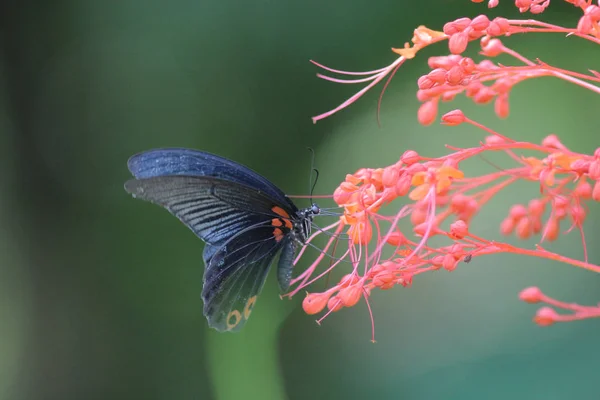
[124,174,297,331]
[202,225,285,331]
[126,148,298,212]
[124,175,292,246]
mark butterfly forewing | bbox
[127,148,297,212]
[124,175,293,245]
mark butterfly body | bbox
[125,148,319,332]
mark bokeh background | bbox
[1,1,599,399]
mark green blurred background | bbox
[1,1,599,399]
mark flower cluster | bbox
[311,2,600,125]
[291,0,600,340]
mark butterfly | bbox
[124,148,320,332]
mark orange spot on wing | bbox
[272,217,292,230]
[273,228,284,242]
[272,206,290,219]
[272,207,293,230]
[272,218,283,227]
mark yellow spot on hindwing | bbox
[226,310,242,330]
[244,296,257,319]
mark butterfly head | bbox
[294,202,320,244]
[309,203,321,216]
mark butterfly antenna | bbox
[307,147,320,205]
[310,168,320,202]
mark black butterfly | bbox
[124,148,320,332]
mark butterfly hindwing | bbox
[202,225,285,331]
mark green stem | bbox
[205,286,290,400]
